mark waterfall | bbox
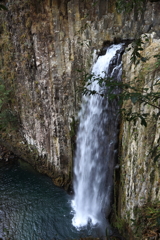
[72,44,124,232]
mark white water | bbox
[72,44,124,231]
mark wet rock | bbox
[0,0,160,191]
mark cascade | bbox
[72,44,124,232]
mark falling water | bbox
[72,44,124,233]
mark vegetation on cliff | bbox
[112,201,160,239]
[0,0,159,238]
[116,0,160,13]
[78,39,160,129]
[0,0,7,11]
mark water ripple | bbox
[0,160,97,240]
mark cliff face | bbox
[117,33,160,237]
[0,0,160,225]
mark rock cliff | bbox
[116,32,160,238]
[0,0,160,235]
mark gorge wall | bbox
[117,33,160,238]
[0,0,160,235]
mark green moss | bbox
[111,201,160,239]
[112,214,128,234]
[116,0,146,14]
[132,201,160,239]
